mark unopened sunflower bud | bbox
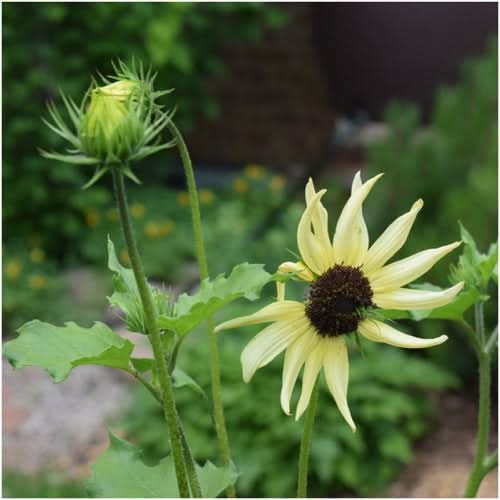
[41,60,175,189]
[80,80,144,162]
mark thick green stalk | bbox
[128,364,202,497]
[464,349,491,497]
[168,121,236,497]
[297,382,319,498]
[112,168,190,497]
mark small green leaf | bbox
[85,432,238,498]
[158,263,271,337]
[4,320,133,383]
[172,367,206,399]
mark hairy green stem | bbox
[464,349,492,497]
[128,364,202,497]
[168,121,236,497]
[112,168,190,497]
[458,319,481,355]
[297,382,319,498]
[485,327,498,354]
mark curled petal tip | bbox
[413,198,424,210]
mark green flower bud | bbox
[41,60,175,188]
[80,80,145,163]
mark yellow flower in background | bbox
[245,164,265,179]
[144,221,161,239]
[131,202,146,219]
[85,210,100,228]
[199,189,215,205]
[6,260,22,281]
[28,274,47,290]
[176,191,190,207]
[270,175,286,190]
[159,220,175,236]
[106,207,119,222]
[216,172,463,431]
[30,248,45,263]
[233,178,249,194]
[120,249,130,265]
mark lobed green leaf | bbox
[158,263,272,337]
[4,320,133,382]
[85,432,238,498]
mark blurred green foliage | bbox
[3,471,85,498]
[3,2,287,263]
[364,39,497,377]
[121,298,459,497]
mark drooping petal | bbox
[358,319,448,348]
[368,241,462,293]
[278,261,314,282]
[241,317,310,382]
[297,190,332,274]
[373,282,464,310]
[280,327,319,415]
[323,337,356,431]
[362,199,424,275]
[215,300,305,332]
[332,173,383,267]
[276,281,286,301]
[295,340,324,420]
[305,178,331,253]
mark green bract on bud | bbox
[40,60,175,189]
[80,80,144,162]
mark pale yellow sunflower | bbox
[216,172,463,431]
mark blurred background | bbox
[2,2,498,497]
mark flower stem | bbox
[297,382,319,498]
[112,167,190,498]
[464,349,492,497]
[168,121,236,497]
[464,299,496,498]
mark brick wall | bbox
[186,4,335,168]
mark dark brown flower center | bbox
[305,264,373,337]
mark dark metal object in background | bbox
[314,2,498,121]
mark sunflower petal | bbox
[297,190,332,274]
[333,173,383,267]
[373,282,464,310]
[280,327,319,415]
[359,319,448,348]
[369,241,462,293]
[241,317,310,382]
[349,171,370,266]
[323,337,356,431]
[363,199,424,275]
[305,178,331,251]
[295,340,324,420]
[278,261,314,282]
[215,300,305,332]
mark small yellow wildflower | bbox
[176,191,189,207]
[270,175,286,191]
[131,203,145,219]
[233,178,249,194]
[106,208,119,222]
[245,164,265,179]
[85,210,100,228]
[199,189,215,205]
[120,249,130,265]
[159,220,175,236]
[30,247,45,263]
[6,260,22,281]
[28,274,47,290]
[144,221,161,239]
